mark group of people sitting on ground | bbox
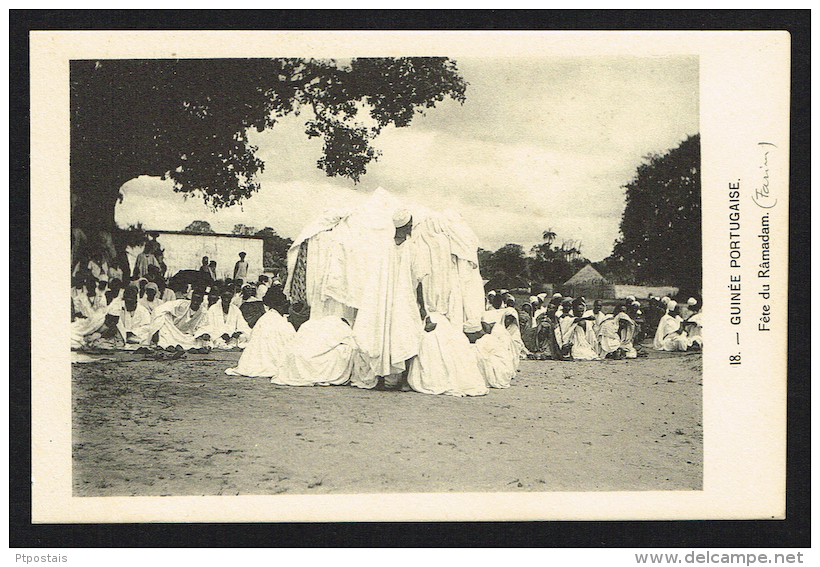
[71,265,287,354]
[485,290,703,361]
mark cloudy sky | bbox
[116,56,698,261]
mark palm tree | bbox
[542,228,557,246]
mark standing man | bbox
[234,251,249,281]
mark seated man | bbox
[139,282,162,315]
[238,285,267,328]
[684,299,703,350]
[653,300,689,352]
[198,288,252,349]
[114,286,154,349]
[466,320,515,389]
[482,304,526,363]
[150,290,210,351]
[71,300,122,350]
[534,298,569,360]
[272,316,368,387]
[559,296,599,360]
[407,313,488,397]
[596,301,638,359]
[226,307,297,379]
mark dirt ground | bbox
[72,346,702,496]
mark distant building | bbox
[561,264,615,300]
[126,230,264,282]
[611,284,679,300]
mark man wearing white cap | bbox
[682,299,703,350]
[652,299,688,351]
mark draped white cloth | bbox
[150,299,209,350]
[272,316,365,386]
[596,314,621,356]
[281,188,485,386]
[686,311,703,347]
[472,328,515,389]
[71,309,109,348]
[482,307,526,361]
[653,313,688,351]
[202,302,251,349]
[225,309,296,378]
[615,312,638,358]
[115,303,153,349]
[407,312,488,397]
[559,310,599,360]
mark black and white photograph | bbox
[28,29,790,524]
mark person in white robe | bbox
[225,309,297,379]
[684,299,703,350]
[482,305,526,362]
[652,300,689,351]
[199,288,252,349]
[616,302,640,358]
[114,287,154,349]
[592,300,606,336]
[150,291,209,351]
[71,299,122,349]
[139,282,162,315]
[467,320,515,389]
[273,316,368,387]
[596,301,638,359]
[559,297,599,360]
[407,312,488,397]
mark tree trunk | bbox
[70,172,134,280]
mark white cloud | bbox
[115,56,698,263]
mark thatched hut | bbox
[560,264,615,300]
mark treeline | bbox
[479,235,590,291]
[479,134,701,295]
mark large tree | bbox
[70,57,467,269]
[607,134,701,294]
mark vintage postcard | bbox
[30,30,789,522]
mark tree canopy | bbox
[70,58,466,234]
[183,220,216,234]
[603,134,701,294]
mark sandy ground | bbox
[72,347,702,496]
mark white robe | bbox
[596,314,621,356]
[653,313,688,351]
[115,304,153,349]
[71,308,109,349]
[482,307,526,362]
[472,329,515,389]
[686,311,703,347]
[202,302,252,349]
[407,312,488,397]
[617,312,638,358]
[273,316,363,387]
[150,299,209,350]
[225,310,296,378]
[560,311,599,360]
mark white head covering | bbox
[667,300,678,312]
[552,292,562,299]
[392,208,412,228]
[626,295,636,302]
[661,296,670,306]
[537,293,548,301]
[529,295,538,304]
[687,297,697,306]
